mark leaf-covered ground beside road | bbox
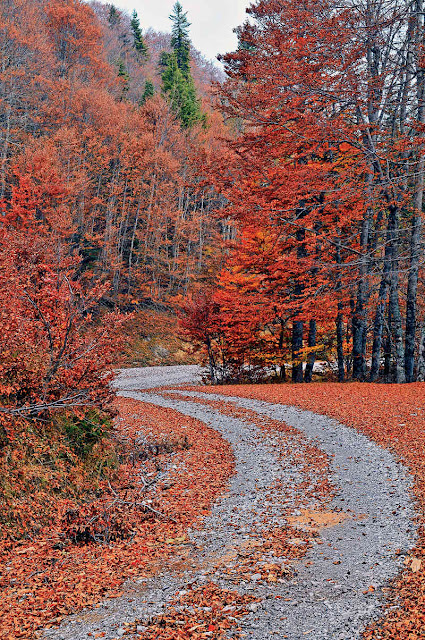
[0,398,234,640]
[121,583,261,640]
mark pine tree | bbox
[117,59,129,98]
[130,10,148,58]
[161,53,186,112]
[181,73,203,127]
[161,52,202,127]
[108,4,120,27]
[140,79,154,104]
[169,2,191,78]
[162,3,203,127]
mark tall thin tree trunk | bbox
[390,267,405,383]
[336,311,345,382]
[352,207,371,380]
[405,182,424,381]
[370,206,396,381]
[292,320,304,383]
[383,316,392,382]
[416,322,425,381]
[278,317,287,382]
[206,336,217,385]
[304,319,316,382]
[405,0,425,382]
[335,236,345,382]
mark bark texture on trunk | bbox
[292,320,304,383]
[390,270,406,383]
[352,208,371,381]
[416,323,425,381]
[336,312,345,383]
[304,319,316,383]
[405,0,425,382]
[370,206,397,381]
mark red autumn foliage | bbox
[0,170,122,419]
[134,582,260,640]
[182,0,425,385]
[0,0,228,314]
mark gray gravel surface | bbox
[114,365,202,390]
[43,367,417,640]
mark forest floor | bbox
[23,366,421,640]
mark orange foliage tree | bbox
[0,169,121,419]
[184,0,425,384]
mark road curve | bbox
[44,366,417,640]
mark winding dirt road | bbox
[44,366,417,640]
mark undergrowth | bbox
[0,410,118,544]
[0,397,235,640]
[0,408,193,547]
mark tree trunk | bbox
[335,236,345,382]
[405,0,425,382]
[383,318,392,382]
[352,206,371,381]
[416,323,425,381]
[370,206,396,381]
[336,311,345,382]
[304,319,316,382]
[206,336,217,385]
[292,320,304,383]
[405,187,423,381]
[390,268,405,383]
[278,318,287,382]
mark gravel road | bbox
[43,366,418,640]
[114,365,202,390]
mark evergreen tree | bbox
[140,80,155,105]
[161,52,187,114]
[181,73,203,127]
[108,4,121,27]
[130,10,148,58]
[159,51,171,73]
[117,59,129,98]
[161,3,204,128]
[161,55,201,127]
[169,2,191,78]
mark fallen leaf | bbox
[411,557,422,573]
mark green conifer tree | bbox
[161,53,186,112]
[130,10,148,59]
[140,80,155,105]
[117,60,130,98]
[169,2,191,78]
[108,4,121,27]
[161,4,203,128]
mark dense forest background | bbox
[0,0,230,401]
[0,0,231,543]
[3,0,425,401]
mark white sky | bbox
[112,0,251,62]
